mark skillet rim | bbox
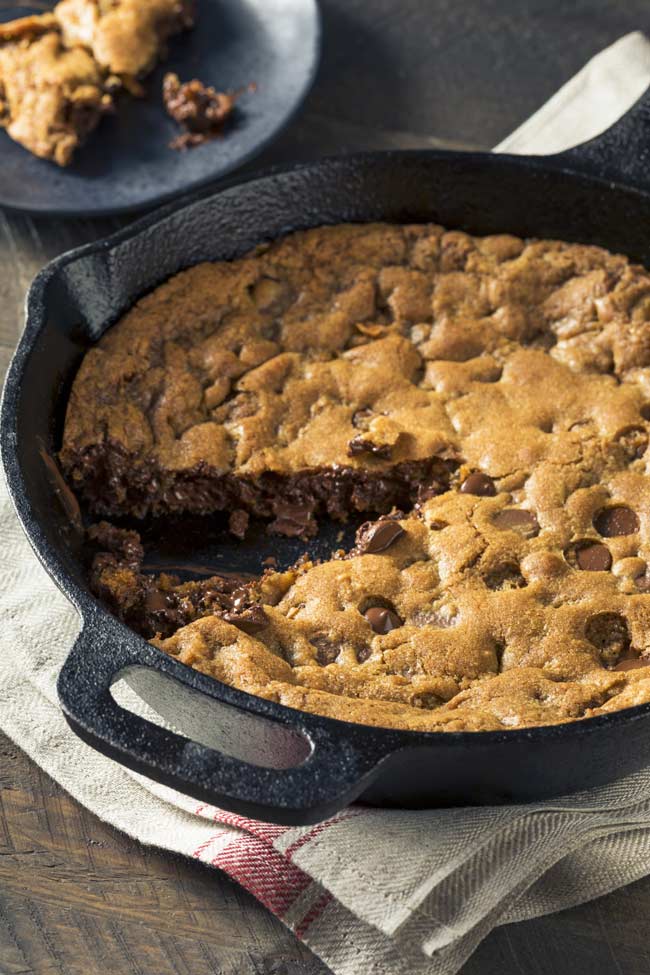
[5,147,650,751]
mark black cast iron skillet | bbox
[5,90,650,826]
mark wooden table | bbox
[3,2,650,972]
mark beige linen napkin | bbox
[3,32,650,975]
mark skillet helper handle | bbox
[546,82,650,193]
[57,616,386,825]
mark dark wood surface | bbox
[4,2,650,972]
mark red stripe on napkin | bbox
[295,892,334,940]
[210,834,312,916]
[192,805,367,926]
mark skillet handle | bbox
[57,614,388,825]
[545,82,650,193]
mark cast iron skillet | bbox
[5,90,650,826]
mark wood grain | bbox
[3,1,650,972]
[0,733,323,975]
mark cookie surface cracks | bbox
[64,222,650,731]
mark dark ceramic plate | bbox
[0,0,320,217]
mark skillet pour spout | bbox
[5,85,650,824]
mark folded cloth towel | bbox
[4,32,650,975]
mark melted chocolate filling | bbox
[72,442,457,641]
[88,521,257,639]
[65,441,456,524]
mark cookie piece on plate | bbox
[0,13,113,166]
[163,71,235,149]
[55,0,194,89]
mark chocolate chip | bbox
[228,508,249,540]
[363,606,402,634]
[269,502,316,538]
[585,612,630,667]
[347,435,392,459]
[309,634,340,665]
[641,404,650,421]
[356,646,372,663]
[613,656,650,672]
[356,519,405,554]
[230,587,250,610]
[575,542,612,572]
[197,587,230,613]
[594,506,639,537]
[222,606,269,635]
[492,509,539,537]
[460,472,496,497]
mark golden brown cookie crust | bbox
[0,14,112,166]
[65,222,650,731]
[56,0,194,82]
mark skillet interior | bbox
[7,151,650,822]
